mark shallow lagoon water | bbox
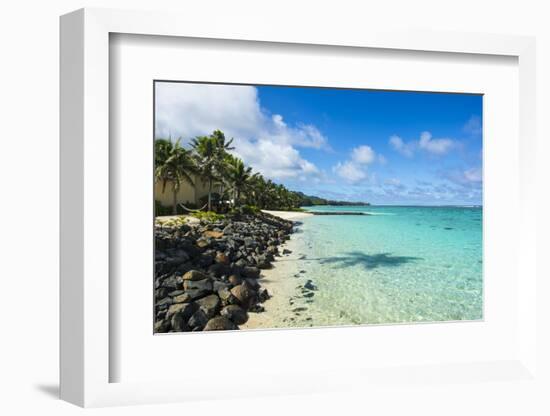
[269,205,483,327]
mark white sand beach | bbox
[262,210,313,220]
[241,212,311,330]
[240,233,304,330]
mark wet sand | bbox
[241,215,310,330]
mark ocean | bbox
[271,205,483,327]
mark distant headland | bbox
[293,191,370,207]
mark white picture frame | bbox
[60,7,538,408]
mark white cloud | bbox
[332,161,367,183]
[155,82,326,181]
[443,166,483,188]
[464,167,482,182]
[384,178,401,186]
[382,178,407,195]
[330,144,381,183]
[377,154,387,165]
[235,138,320,180]
[270,114,330,149]
[272,114,286,129]
[293,123,331,150]
[463,115,482,136]
[418,131,454,155]
[155,83,262,140]
[351,145,375,164]
[389,131,455,157]
[389,135,415,157]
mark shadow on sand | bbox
[320,251,421,270]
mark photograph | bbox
[153,81,483,333]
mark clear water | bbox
[278,205,483,327]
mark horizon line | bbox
[303,203,483,207]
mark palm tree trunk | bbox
[208,179,213,212]
[219,183,225,212]
[172,188,178,215]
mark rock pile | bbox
[154,212,294,332]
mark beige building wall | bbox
[155,179,196,207]
[194,176,213,203]
[155,174,224,208]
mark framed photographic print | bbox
[60,7,539,408]
[152,81,484,333]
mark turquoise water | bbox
[283,205,483,326]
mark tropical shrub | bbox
[191,211,226,222]
[230,204,260,215]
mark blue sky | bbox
[155,82,482,205]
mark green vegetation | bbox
[155,138,196,214]
[190,130,235,211]
[230,204,261,215]
[155,215,190,228]
[293,191,370,207]
[191,211,226,222]
[155,129,369,214]
[226,156,253,207]
[155,200,199,216]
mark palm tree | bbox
[191,130,237,211]
[190,135,219,211]
[155,130,305,214]
[211,129,235,154]
[226,157,253,207]
[155,138,195,214]
[212,131,235,204]
[246,173,268,208]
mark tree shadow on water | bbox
[320,251,421,270]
